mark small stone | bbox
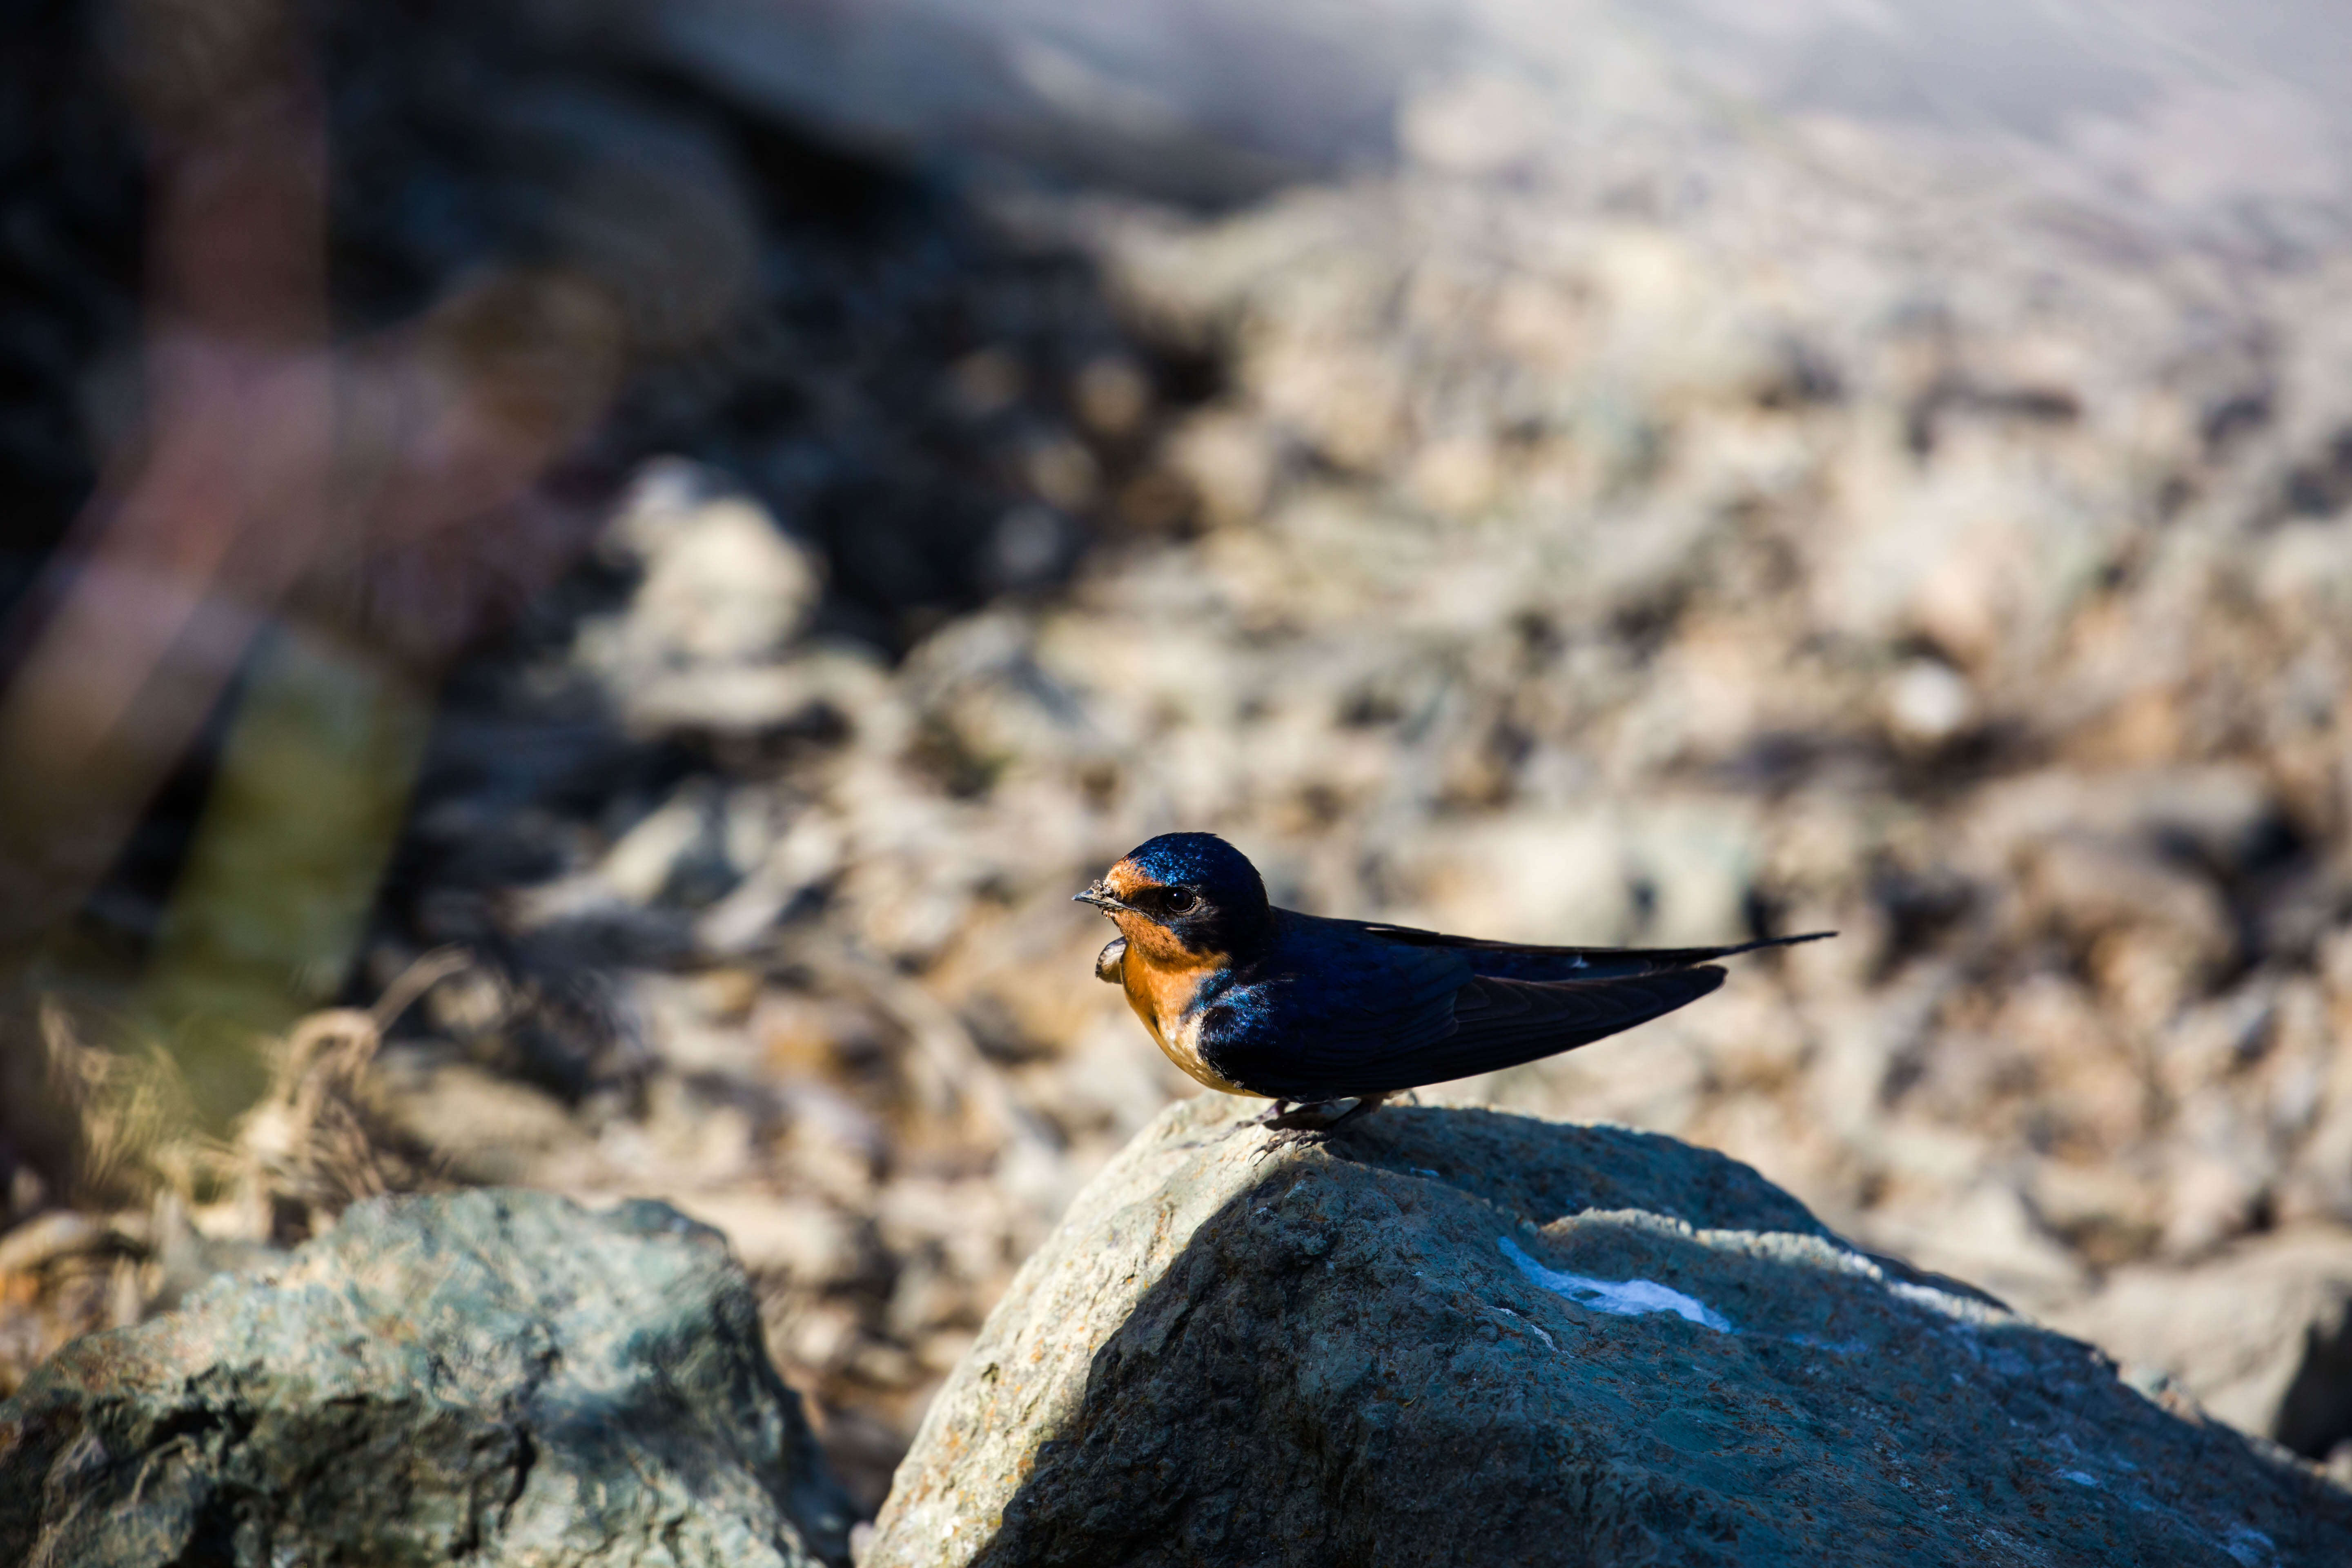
[1885,657,1974,745]
[1073,357,1150,438]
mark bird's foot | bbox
[1256,1093,1392,1131]
[1258,1096,1361,1131]
[1250,1124,1334,1164]
[1241,1095,1392,1161]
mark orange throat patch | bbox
[1110,915,1256,1096]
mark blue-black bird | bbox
[1076,832,1830,1128]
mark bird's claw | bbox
[1258,1096,1363,1130]
[1250,1127,1323,1163]
[1243,1094,1392,1162]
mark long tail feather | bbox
[1343,923,1833,983]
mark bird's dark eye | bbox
[1165,888,1197,913]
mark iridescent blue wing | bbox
[1197,911,1759,1099]
[1194,913,1471,1095]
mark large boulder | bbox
[870,1096,2352,1566]
[0,1189,853,1568]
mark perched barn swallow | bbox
[1077,832,1830,1128]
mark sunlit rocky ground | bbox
[8,0,2352,1511]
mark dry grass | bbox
[222,1000,447,1239]
[0,954,460,1393]
[34,1000,208,1209]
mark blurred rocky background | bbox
[7,0,2352,1516]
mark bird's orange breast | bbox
[1115,924,1255,1095]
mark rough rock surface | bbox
[870,1098,2351,1567]
[0,1189,853,1568]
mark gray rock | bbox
[0,1189,853,1568]
[869,1097,2351,1567]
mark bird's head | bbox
[1075,832,1270,963]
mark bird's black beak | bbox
[1073,885,1127,913]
